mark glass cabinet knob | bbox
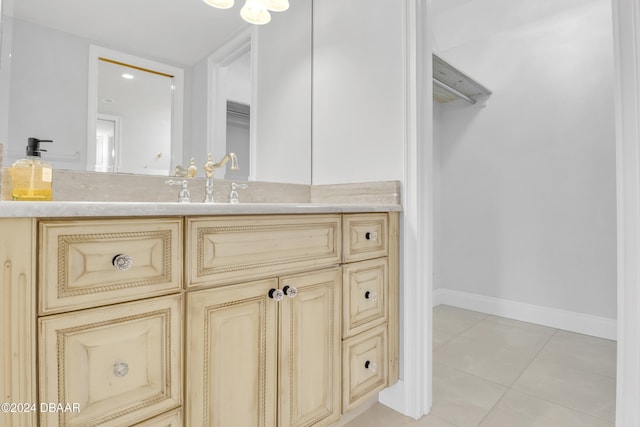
[113,361,129,378]
[365,231,378,241]
[282,285,298,298]
[269,289,284,301]
[112,254,133,271]
[364,360,377,373]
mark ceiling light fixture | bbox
[202,0,289,25]
[121,73,134,79]
[240,0,271,25]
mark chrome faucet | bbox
[229,182,248,204]
[165,179,191,203]
[203,153,238,203]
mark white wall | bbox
[5,18,88,169]
[253,0,312,184]
[312,0,405,184]
[433,0,617,319]
[226,51,251,105]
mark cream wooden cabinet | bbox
[186,269,341,427]
[341,213,399,412]
[0,211,399,427]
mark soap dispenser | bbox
[11,137,54,201]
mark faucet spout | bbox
[203,153,239,203]
[203,153,238,178]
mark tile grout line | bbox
[507,387,616,425]
[432,307,489,350]
[505,328,616,425]
[432,308,616,426]
[505,327,559,387]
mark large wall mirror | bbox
[0,0,312,184]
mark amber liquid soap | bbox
[11,138,53,201]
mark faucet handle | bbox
[165,179,191,203]
[229,182,248,204]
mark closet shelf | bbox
[433,53,492,104]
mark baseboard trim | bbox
[433,288,617,340]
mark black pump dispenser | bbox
[26,138,53,157]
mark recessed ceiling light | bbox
[122,73,134,79]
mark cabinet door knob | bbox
[282,285,298,298]
[113,361,129,378]
[112,254,133,271]
[268,288,284,301]
[365,231,378,241]
[364,291,377,300]
[364,360,377,373]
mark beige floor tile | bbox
[433,316,554,386]
[343,403,413,427]
[431,363,507,427]
[479,389,613,427]
[535,330,616,378]
[461,316,556,350]
[433,305,488,350]
[512,357,616,422]
[412,414,458,426]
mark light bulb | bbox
[202,0,234,9]
[241,0,271,25]
[264,0,289,12]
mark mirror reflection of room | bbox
[0,0,312,184]
[95,58,174,175]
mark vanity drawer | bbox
[342,325,388,413]
[38,294,182,427]
[343,258,388,338]
[186,215,341,287]
[343,214,388,263]
[39,218,182,314]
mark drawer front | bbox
[39,218,182,314]
[343,258,388,338]
[39,294,182,427]
[343,214,388,263]
[132,408,182,426]
[187,215,341,287]
[342,325,388,413]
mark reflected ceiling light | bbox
[264,0,289,12]
[121,73,134,79]
[203,0,287,25]
[202,0,234,9]
[240,0,271,25]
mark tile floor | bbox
[344,305,617,427]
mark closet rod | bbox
[432,78,476,104]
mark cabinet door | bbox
[278,268,341,427]
[186,279,279,427]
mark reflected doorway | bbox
[226,101,250,181]
[95,114,119,173]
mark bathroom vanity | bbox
[0,202,399,427]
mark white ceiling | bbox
[5,0,250,66]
